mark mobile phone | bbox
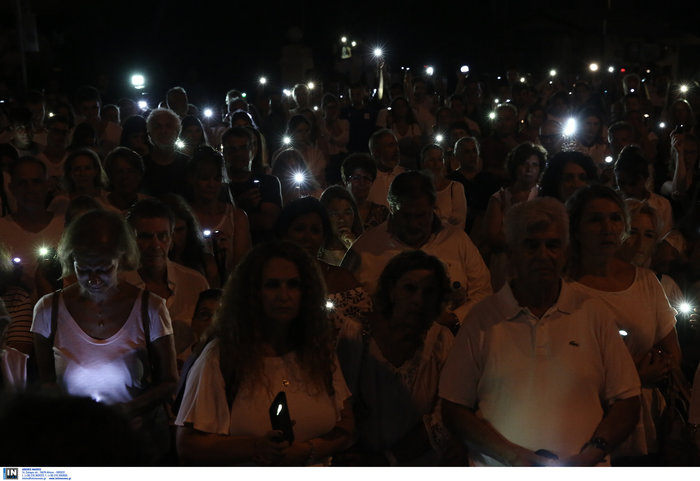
[269,391,294,443]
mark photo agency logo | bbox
[2,468,18,480]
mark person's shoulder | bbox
[168,261,209,286]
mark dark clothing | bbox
[142,151,190,198]
[342,105,378,154]
[228,174,282,244]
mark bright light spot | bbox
[608,66,615,73]
[203,108,213,118]
[373,48,383,57]
[589,63,599,72]
[283,136,291,145]
[460,65,469,73]
[619,330,628,337]
[203,229,211,237]
[680,84,689,93]
[435,134,444,143]
[92,393,102,403]
[549,69,557,77]
[341,36,347,44]
[643,113,650,119]
[48,112,55,118]
[494,98,500,104]
[659,122,666,129]
[519,77,526,83]
[259,77,267,85]
[497,76,501,80]
[138,100,148,110]
[276,404,283,415]
[605,156,614,164]
[293,172,305,184]
[307,82,315,90]
[425,66,434,76]
[679,302,692,314]
[630,88,636,93]
[313,105,319,111]
[241,92,247,98]
[646,69,651,74]
[325,300,335,310]
[283,89,292,97]
[351,41,357,47]
[131,74,145,89]
[38,247,49,257]
[563,118,577,137]
[175,139,185,149]
[488,111,496,120]
[549,80,553,85]
[12,257,21,264]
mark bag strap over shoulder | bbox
[49,289,61,344]
[141,289,151,346]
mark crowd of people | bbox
[1,60,700,467]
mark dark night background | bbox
[2,0,700,107]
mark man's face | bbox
[539,122,563,156]
[510,223,566,285]
[133,217,172,271]
[46,121,69,149]
[373,133,400,170]
[79,100,100,122]
[609,129,634,158]
[390,196,434,248]
[148,113,180,150]
[223,135,253,174]
[495,107,516,137]
[10,161,48,209]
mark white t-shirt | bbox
[175,339,351,463]
[31,290,173,404]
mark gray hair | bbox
[505,197,569,248]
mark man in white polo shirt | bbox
[439,197,641,466]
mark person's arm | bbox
[176,426,287,466]
[278,398,355,465]
[450,234,492,322]
[441,399,556,466]
[560,395,640,466]
[231,207,252,268]
[670,132,687,198]
[122,334,178,417]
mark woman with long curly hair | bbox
[175,241,354,465]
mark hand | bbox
[252,430,288,466]
[636,349,672,386]
[279,440,314,466]
[509,447,560,467]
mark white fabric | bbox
[338,321,453,461]
[367,166,405,208]
[175,340,351,452]
[435,181,467,231]
[570,267,677,455]
[343,221,491,322]
[0,347,28,390]
[31,290,173,404]
[121,259,209,358]
[439,281,641,466]
[0,214,65,295]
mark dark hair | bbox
[67,122,97,151]
[614,145,648,180]
[373,250,450,321]
[389,96,418,125]
[58,209,140,277]
[181,115,208,147]
[9,156,46,178]
[274,196,333,245]
[221,126,252,147]
[120,115,148,147]
[103,146,145,189]
[539,151,598,200]
[341,153,377,183]
[387,171,436,211]
[417,144,444,170]
[159,193,210,274]
[74,85,101,105]
[209,241,333,404]
[505,142,547,181]
[126,197,175,231]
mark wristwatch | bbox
[580,436,609,454]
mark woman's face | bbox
[346,168,373,202]
[74,254,120,301]
[260,257,302,325]
[182,125,203,146]
[581,115,601,144]
[109,156,141,195]
[327,198,355,240]
[516,155,541,185]
[285,212,325,257]
[70,155,98,192]
[193,162,222,202]
[575,198,626,258]
[558,162,588,202]
[389,268,440,324]
[292,122,311,145]
[618,211,657,266]
[422,148,444,178]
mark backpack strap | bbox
[141,289,151,346]
[49,289,61,344]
